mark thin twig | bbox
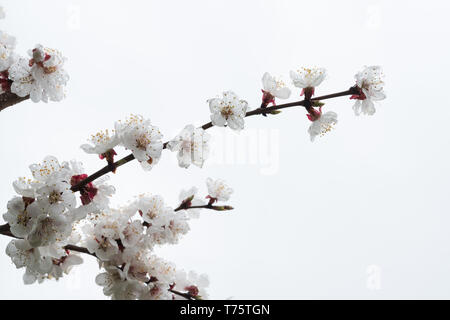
[169,289,197,300]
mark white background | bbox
[0,0,449,299]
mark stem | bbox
[174,204,233,212]
[71,154,135,192]
[169,289,196,300]
[0,93,30,112]
[312,87,358,101]
[64,244,96,257]
[68,88,357,196]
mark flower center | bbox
[221,105,234,119]
[17,212,31,226]
[49,190,62,204]
[136,134,150,150]
[320,120,336,137]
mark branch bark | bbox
[0,93,29,112]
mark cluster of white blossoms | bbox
[256,66,386,141]
[206,66,385,142]
[0,7,69,102]
[3,148,233,299]
[0,7,386,298]
[3,156,112,284]
[81,114,212,171]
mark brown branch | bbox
[169,289,199,300]
[0,92,30,112]
[71,154,135,193]
[64,244,96,257]
[0,223,18,239]
[174,204,234,212]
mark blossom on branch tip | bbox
[351,66,386,116]
[290,67,326,97]
[208,91,248,131]
[167,124,210,169]
[261,72,291,107]
[307,107,338,142]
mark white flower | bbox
[308,109,338,142]
[135,194,167,224]
[0,30,16,72]
[206,178,233,202]
[167,125,210,169]
[95,267,145,300]
[29,156,63,183]
[208,91,248,131]
[119,220,145,248]
[290,67,327,95]
[115,248,151,282]
[12,177,43,198]
[48,254,83,280]
[81,129,120,156]
[34,180,76,216]
[5,239,53,285]
[352,66,386,116]
[85,211,124,260]
[8,57,33,97]
[146,210,189,246]
[132,194,189,246]
[261,72,291,105]
[2,197,39,238]
[27,213,72,248]
[115,114,163,171]
[95,267,126,297]
[9,44,69,102]
[86,236,119,261]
